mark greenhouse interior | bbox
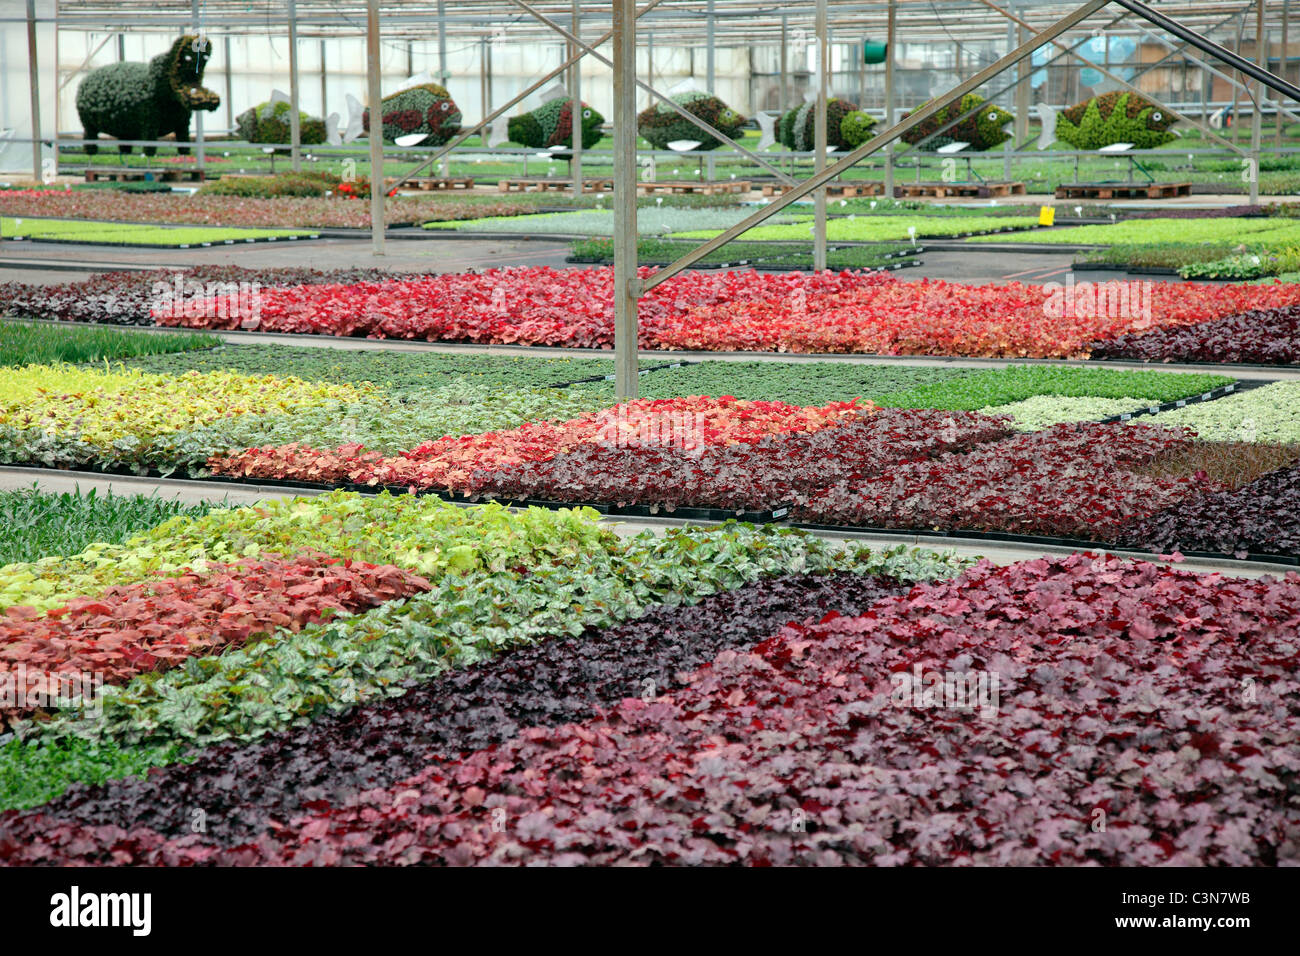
[0,0,1298,892]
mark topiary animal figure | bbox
[1055,91,1176,149]
[508,98,605,149]
[236,100,327,148]
[76,35,221,156]
[360,82,462,145]
[838,109,878,149]
[900,93,1012,151]
[637,92,745,150]
[778,97,862,151]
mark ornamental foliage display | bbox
[778,97,862,151]
[839,109,878,148]
[1055,91,1177,149]
[361,82,462,145]
[507,98,605,149]
[637,91,745,150]
[75,35,221,156]
[900,92,1011,151]
[236,100,327,146]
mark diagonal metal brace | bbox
[503,0,795,185]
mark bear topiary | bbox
[901,93,1012,151]
[507,98,605,149]
[839,109,878,149]
[637,92,745,151]
[361,82,462,145]
[1055,91,1176,149]
[778,97,862,151]
[76,35,221,156]
[236,100,327,147]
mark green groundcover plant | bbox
[1,216,314,246]
[0,321,216,367]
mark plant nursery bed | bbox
[1055,181,1194,200]
[894,181,1026,199]
[1071,261,1180,275]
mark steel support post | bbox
[612,0,640,401]
[366,0,384,255]
[288,0,302,171]
[814,0,828,271]
[884,0,896,198]
[26,0,41,181]
[572,1,583,196]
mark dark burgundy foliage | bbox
[0,570,908,858]
[1120,460,1300,558]
[797,422,1205,540]
[1090,305,1300,365]
[1122,205,1267,220]
[468,409,1013,513]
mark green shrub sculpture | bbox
[839,109,878,149]
[1055,91,1176,149]
[637,92,745,150]
[507,98,605,149]
[361,82,462,145]
[236,100,327,147]
[75,35,221,156]
[778,97,862,151]
[900,93,1012,151]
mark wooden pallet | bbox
[639,180,752,196]
[760,181,885,198]
[498,178,614,193]
[407,176,475,191]
[83,167,204,183]
[893,180,1025,199]
[1055,181,1193,200]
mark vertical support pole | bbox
[814,0,827,271]
[1277,0,1289,146]
[1015,22,1030,144]
[192,0,205,169]
[26,0,41,182]
[1251,0,1263,204]
[572,0,583,197]
[118,33,125,60]
[406,40,413,77]
[613,0,639,401]
[857,34,865,104]
[480,37,489,141]
[288,0,302,171]
[707,0,716,89]
[225,36,234,131]
[780,15,788,117]
[1232,13,1245,145]
[366,0,385,255]
[437,0,448,81]
[884,0,896,199]
[320,39,327,122]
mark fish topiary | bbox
[507,98,605,149]
[75,35,221,156]
[236,101,327,147]
[361,82,462,145]
[778,97,863,151]
[1055,91,1176,149]
[637,92,745,151]
[901,93,1012,151]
